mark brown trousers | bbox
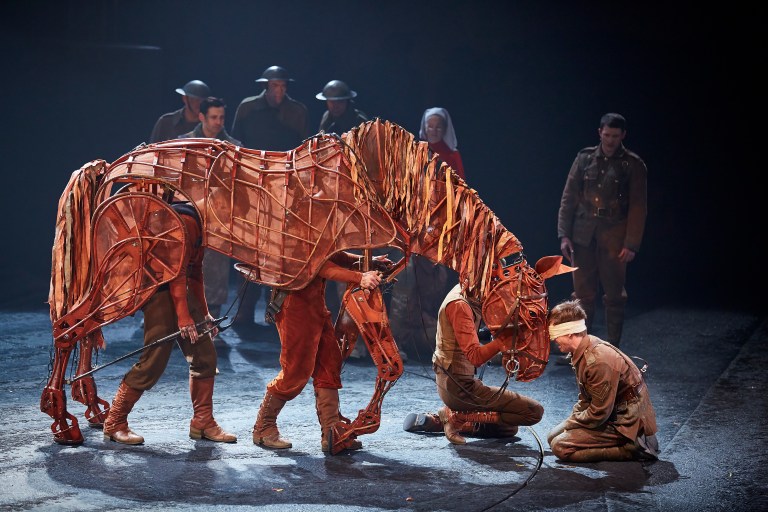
[123,289,217,390]
[548,420,629,460]
[267,280,344,401]
[434,364,543,427]
[572,236,628,344]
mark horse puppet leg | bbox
[70,330,110,429]
[329,287,403,455]
[40,332,84,445]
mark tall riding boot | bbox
[189,376,237,443]
[453,411,519,439]
[315,388,362,452]
[566,446,634,462]
[253,391,292,449]
[103,381,144,445]
[438,406,466,445]
[605,300,626,347]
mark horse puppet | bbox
[41,119,572,453]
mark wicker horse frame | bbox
[41,119,571,450]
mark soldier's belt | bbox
[617,382,644,404]
[588,206,625,218]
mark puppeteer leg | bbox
[436,407,519,444]
[103,381,144,445]
[403,411,443,433]
[189,376,236,443]
[316,388,362,452]
[438,406,467,445]
[253,392,292,449]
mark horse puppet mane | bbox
[343,119,523,303]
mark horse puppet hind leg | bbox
[40,336,85,445]
[70,330,110,429]
[329,287,403,455]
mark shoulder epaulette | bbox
[623,149,645,164]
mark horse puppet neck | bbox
[342,119,523,304]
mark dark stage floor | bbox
[2,299,767,511]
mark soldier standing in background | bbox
[230,66,308,328]
[557,113,647,348]
[179,97,241,320]
[150,80,211,143]
[316,79,368,135]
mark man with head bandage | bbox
[547,299,659,462]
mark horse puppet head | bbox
[480,254,575,382]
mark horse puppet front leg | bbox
[41,317,87,445]
[330,287,403,455]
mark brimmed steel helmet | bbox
[315,80,357,101]
[255,66,294,83]
[174,80,211,99]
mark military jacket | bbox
[150,108,199,143]
[231,92,308,151]
[318,107,368,136]
[557,144,647,252]
[566,335,658,441]
[179,124,242,145]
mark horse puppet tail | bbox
[48,160,107,323]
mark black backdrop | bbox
[1,1,760,313]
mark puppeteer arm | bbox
[168,214,209,342]
[448,300,504,367]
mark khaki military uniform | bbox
[557,144,647,345]
[548,335,658,460]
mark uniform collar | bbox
[569,334,593,365]
[596,143,627,159]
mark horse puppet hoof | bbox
[53,431,84,446]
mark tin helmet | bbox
[315,80,357,101]
[255,66,294,83]
[174,80,211,99]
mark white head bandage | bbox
[548,320,587,340]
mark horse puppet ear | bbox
[535,255,577,280]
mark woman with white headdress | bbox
[419,107,465,181]
[386,108,466,361]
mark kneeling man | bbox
[547,299,659,462]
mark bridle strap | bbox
[493,268,524,335]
